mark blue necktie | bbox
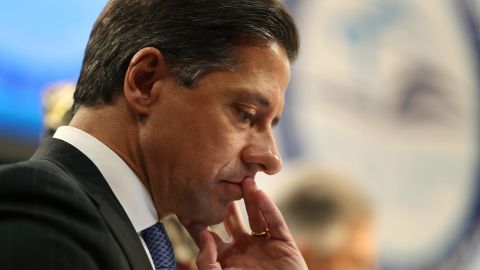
[141,222,176,270]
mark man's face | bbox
[140,43,291,225]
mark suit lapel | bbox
[31,138,153,270]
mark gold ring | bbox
[251,228,269,237]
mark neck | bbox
[69,100,150,192]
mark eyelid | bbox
[236,102,258,115]
[241,105,256,114]
[235,102,283,129]
[237,100,257,109]
[235,104,257,125]
[239,107,256,119]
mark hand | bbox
[180,177,308,270]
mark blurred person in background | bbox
[279,170,378,270]
[0,0,307,269]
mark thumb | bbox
[197,229,222,270]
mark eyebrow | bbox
[235,91,271,108]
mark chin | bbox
[196,204,230,226]
[181,197,232,226]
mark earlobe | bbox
[124,47,168,115]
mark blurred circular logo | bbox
[283,0,479,268]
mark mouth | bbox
[221,175,253,184]
[219,177,250,201]
[216,173,256,200]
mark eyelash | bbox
[237,109,256,125]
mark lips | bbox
[220,175,253,184]
[220,180,243,200]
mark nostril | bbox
[256,163,268,173]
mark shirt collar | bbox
[53,126,158,232]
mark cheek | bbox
[190,131,241,173]
[143,106,245,180]
[184,115,241,162]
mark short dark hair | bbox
[73,0,299,112]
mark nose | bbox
[241,131,282,175]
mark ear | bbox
[124,47,168,116]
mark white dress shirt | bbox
[53,126,156,268]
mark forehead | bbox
[194,42,291,111]
[227,43,290,102]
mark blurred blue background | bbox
[0,1,106,145]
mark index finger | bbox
[254,189,293,241]
[241,177,268,234]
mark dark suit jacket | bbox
[0,138,153,270]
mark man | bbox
[0,0,307,269]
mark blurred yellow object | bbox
[163,215,198,270]
[42,83,75,134]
